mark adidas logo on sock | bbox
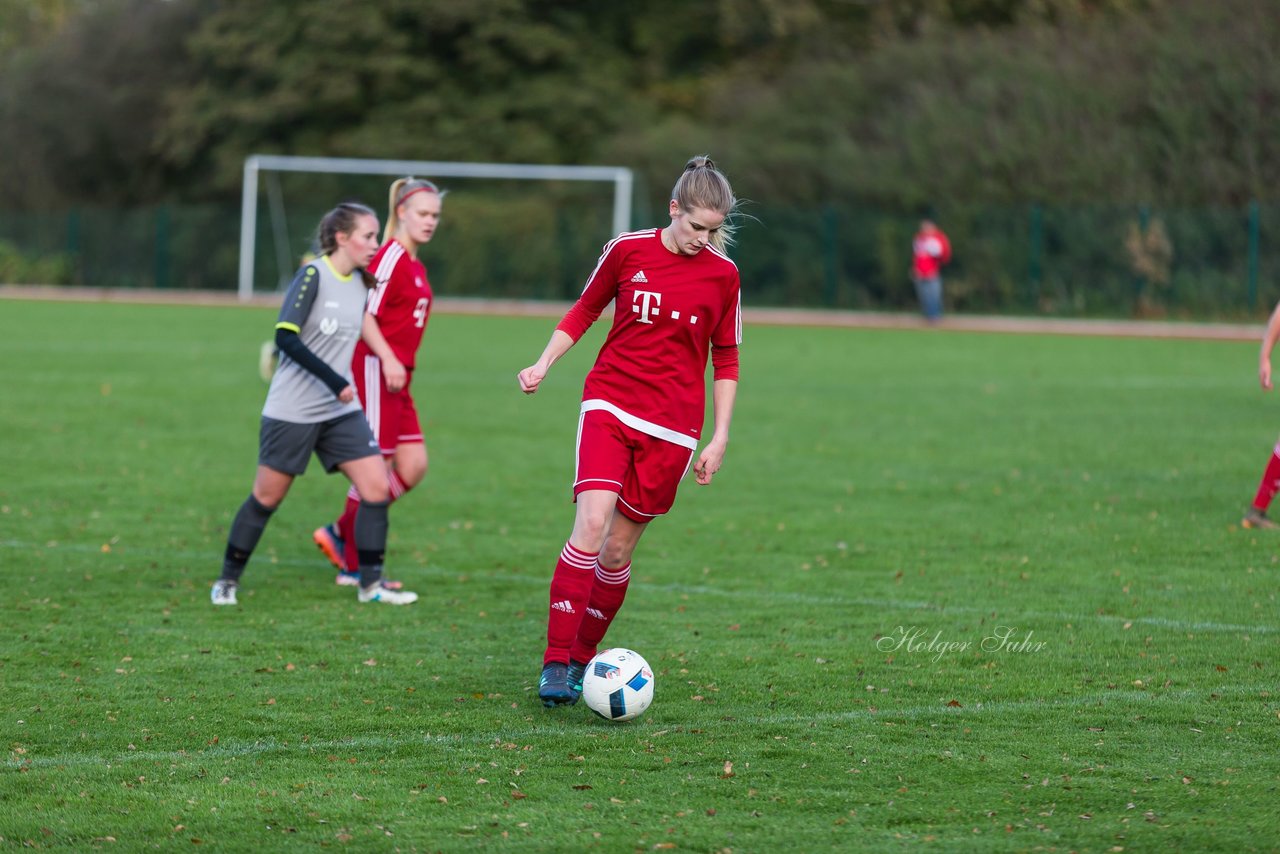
[630,270,648,283]
[585,607,605,620]
[551,599,575,614]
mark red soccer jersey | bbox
[557,229,742,448]
[361,239,433,369]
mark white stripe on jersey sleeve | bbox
[368,242,405,315]
[734,288,743,345]
[706,244,739,269]
[705,245,743,345]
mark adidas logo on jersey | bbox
[551,599,575,614]
[630,270,648,283]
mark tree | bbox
[0,0,206,207]
[0,0,96,54]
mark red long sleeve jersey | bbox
[362,239,433,369]
[557,229,742,448]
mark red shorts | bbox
[574,408,696,523]
[354,353,423,455]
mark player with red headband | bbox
[517,155,744,707]
[313,177,444,586]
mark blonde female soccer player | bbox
[517,156,743,705]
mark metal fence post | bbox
[1028,203,1042,311]
[66,209,81,284]
[155,206,170,290]
[1248,200,1260,311]
[823,205,839,306]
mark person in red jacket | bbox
[313,177,443,586]
[517,156,743,707]
[911,219,951,322]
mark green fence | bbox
[0,201,1273,319]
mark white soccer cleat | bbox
[357,582,418,605]
[211,580,238,606]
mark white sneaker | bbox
[211,580,238,606]
[357,582,418,605]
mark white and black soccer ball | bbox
[581,648,654,722]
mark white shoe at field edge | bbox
[357,582,418,605]
[211,580,238,605]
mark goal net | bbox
[238,154,635,301]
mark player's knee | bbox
[403,457,428,486]
[357,481,390,503]
[394,446,428,486]
[250,486,286,510]
[571,515,611,552]
[600,540,635,569]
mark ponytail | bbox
[670,156,739,252]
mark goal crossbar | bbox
[238,154,634,300]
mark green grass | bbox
[1,299,1278,852]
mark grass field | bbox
[1,298,1278,852]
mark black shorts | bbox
[258,411,380,475]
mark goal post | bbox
[238,154,635,301]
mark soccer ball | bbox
[581,648,654,722]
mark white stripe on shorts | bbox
[363,354,382,449]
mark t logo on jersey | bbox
[631,289,698,326]
[632,290,661,324]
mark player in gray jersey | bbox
[212,203,418,606]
